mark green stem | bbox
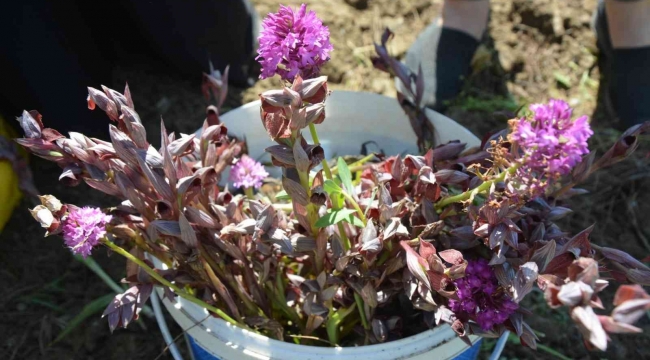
[435,164,521,210]
[332,189,367,328]
[272,203,293,212]
[341,191,367,226]
[101,239,241,327]
[353,293,370,330]
[337,222,352,251]
[298,170,311,192]
[244,187,255,200]
[270,265,304,331]
[304,125,368,335]
[286,136,319,234]
[376,249,391,267]
[331,154,375,176]
[326,302,357,346]
[308,123,332,180]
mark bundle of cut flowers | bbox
[18,3,650,352]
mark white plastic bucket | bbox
[157,91,481,360]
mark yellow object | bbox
[0,115,22,232]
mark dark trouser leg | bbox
[0,1,114,137]
[596,0,650,127]
[0,0,258,138]
[119,0,258,87]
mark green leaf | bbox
[315,209,357,228]
[332,193,345,209]
[347,216,365,228]
[507,333,571,360]
[274,190,291,201]
[326,303,357,346]
[323,179,346,209]
[337,157,354,195]
[323,179,343,195]
[20,297,65,313]
[52,293,115,344]
[76,255,125,293]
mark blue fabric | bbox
[188,336,482,360]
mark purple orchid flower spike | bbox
[257,4,333,81]
[229,155,269,189]
[62,206,112,258]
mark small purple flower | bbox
[257,4,333,81]
[510,99,593,182]
[450,258,518,331]
[229,155,269,189]
[62,207,111,258]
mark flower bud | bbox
[305,103,325,125]
[39,195,62,213]
[290,107,307,131]
[30,205,54,229]
[294,76,328,103]
[87,87,119,121]
[260,89,295,108]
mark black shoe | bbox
[401,19,480,112]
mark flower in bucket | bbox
[449,259,518,331]
[257,3,333,81]
[14,3,650,355]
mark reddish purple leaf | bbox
[401,241,431,290]
[438,249,464,265]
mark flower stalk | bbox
[353,293,370,330]
[244,187,255,200]
[308,123,354,250]
[304,101,367,339]
[101,239,242,327]
[330,153,376,176]
[309,123,333,180]
[341,191,367,226]
[435,164,520,210]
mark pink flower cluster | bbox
[257,4,333,81]
[229,155,269,189]
[511,99,592,177]
[449,259,518,331]
[62,207,111,258]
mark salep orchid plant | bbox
[18,3,650,353]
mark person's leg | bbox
[0,0,259,138]
[597,0,650,127]
[403,0,490,111]
[0,1,114,137]
[442,0,490,41]
[119,0,259,87]
[605,0,650,48]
